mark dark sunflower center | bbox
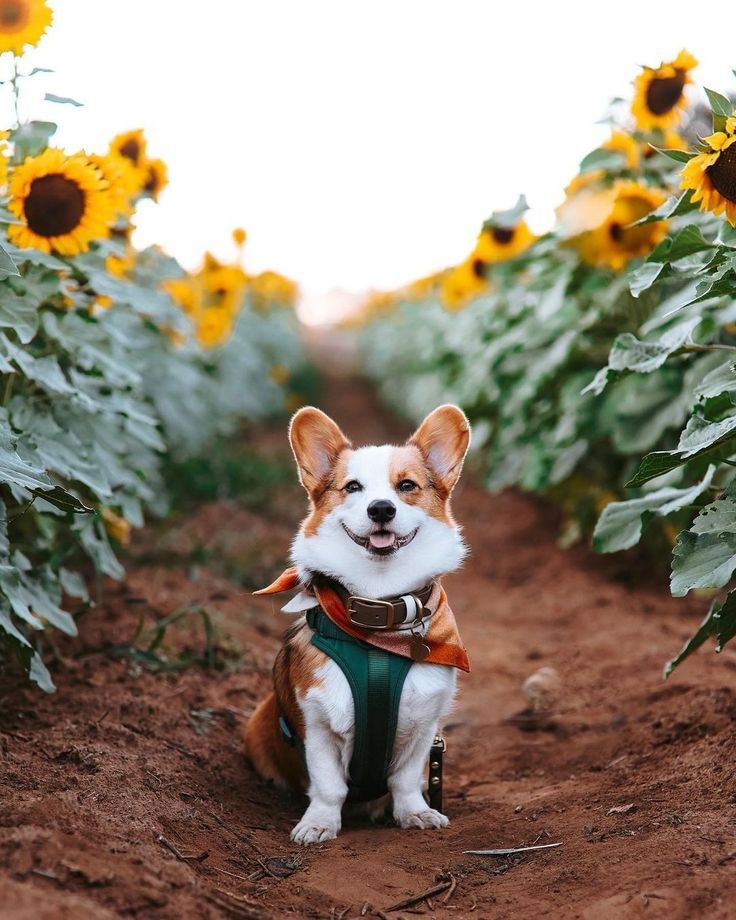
[471,258,487,280]
[0,0,28,30]
[144,167,157,193]
[707,143,736,204]
[609,221,624,242]
[492,226,515,244]
[645,70,686,116]
[24,174,86,237]
[119,139,141,164]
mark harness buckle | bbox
[347,595,396,629]
[431,733,446,752]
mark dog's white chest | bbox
[299,657,456,766]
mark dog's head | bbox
[289,405,471,598]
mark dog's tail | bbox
[242,692,306,792]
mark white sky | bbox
[2,1,736,321]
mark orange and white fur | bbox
[243,405,470,844]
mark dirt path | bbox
[3,367,736,919]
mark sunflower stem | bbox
[682,343,736,354]
[11,55,20,127]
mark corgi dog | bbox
[243,404,471,844]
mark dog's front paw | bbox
[290,815,340,845]
[395,807,449,830]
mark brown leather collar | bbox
[315,576,434,630]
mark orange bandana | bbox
[254,567,470,673]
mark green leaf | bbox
[671,529,736,596]
[664,225,715,264]
[0,242,20,278]
[0,608,55,691]
[631,190,697,226]
[44,92,83,107]
[665,591,736,676]
[483,195,528,231]
[625,411,736,487]
[31,485,93,514]
[704,87,733,118]
[608,317,700,375]
[629,261,665,297]
[594,466,715,553]
[696,360,736,399]
[12,120,57,157]
[578,148,625,173]
[649,146,694,163]
[0,288,39,343]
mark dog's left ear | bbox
[408,405,471,494]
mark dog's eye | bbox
[344,480,363,493]
[397,479,418,493]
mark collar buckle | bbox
[347,595,396,629]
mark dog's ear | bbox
[289,407,352,495]
[408,405,471,494]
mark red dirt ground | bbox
[3,371,736,920]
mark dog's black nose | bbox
[367,499,396,524]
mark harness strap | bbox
[306,607,412,802]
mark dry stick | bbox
[212,865,255,884]
[205,808,265,856]
[383,880,452,913]
[442,875,458,904]
[156,835,209,863]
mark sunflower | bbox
[203,263,248,314]
[439,258,488,311]
[680,115,736,224]
[566,180,668,270]
[0,0,52,55]
[101,507,131,546]
[250,270,298,312]
[631,50,697,131]
[105,243,135,279]
[195,306,234,349]
[603,130,640,170]
[86,152,137,218]
[473,219,536,264]
[163,276,200,316]
[110,129,147,169]
[141,157,168,201]
[8,148,116,255]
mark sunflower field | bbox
[0,3,306,690]
[358,51,736,675]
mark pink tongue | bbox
[369,531,396,549]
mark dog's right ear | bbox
[289,407,352,495]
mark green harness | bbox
[282,607,413,802]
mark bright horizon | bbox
[2,1,735,322]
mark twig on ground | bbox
[156,834,209,863]
[463,842,562,856]
[383,880,452,912]
[212,865,254,884]
[442,874,458,903]
[204,807,264,856]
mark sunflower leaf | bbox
[12,120,57,158]
[704,87,733,118]
[626,413,736,487]
[629,261,666,297]
[0,242,20,279]
[44,93,83,108]
[631,190,697,226]
[664,590,736,676]
[650,146,694,163]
